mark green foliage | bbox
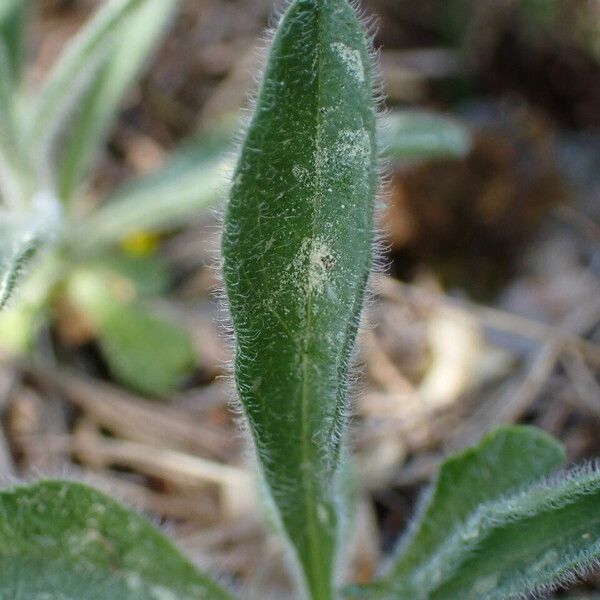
[68,269,196,396]
[56,0,178,203]
[0,43,29,208]
[520,0,562,25]
[348,426,600,600]
[26,0,146,170]
[381,111,471,160]
[0,0,25,79]
[2,3,600,600]
[0,480,235,599]
[98,253,171,297]
[379,427,565,584]
[74,127,231,254]
[222,0,377,598]
[0,0,230,393]
[0,222,42,311]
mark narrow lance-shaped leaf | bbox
[57,0,179,203]
[0,218,45,311]
[222,1,377,599]
[0,0,25,81]
[26,0,145,175]
[422,465,600,600]
[0,42,31,208]
[380,110,471,160]
[0,480,235,600]
[72,127,231,254]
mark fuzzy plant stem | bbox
[222,0,377,598]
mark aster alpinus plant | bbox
[2,1,600,599]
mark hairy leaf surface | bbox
[74,128,230,253]
[0,480,235,599]
[0,219,43,311]
[222,0,377,598]
[350,427,600,600]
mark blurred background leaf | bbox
[73,124,232,253]
[67,269,195,396]
[0,0,26,80]
[57,0,179,204]
[381,111,471,160]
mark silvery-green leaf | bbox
[350,427,600,600]
[0,0,25,80]
[57,0,179,203]
[0,213,50,311]
[0,480,236,599]
[73,129,231,253]
[26,0,146,175]
[381,111,471,160]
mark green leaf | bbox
[57,0,179,203]
[384,427,564,584]
[380,111,471,160]
[222,1,377,599]
[0,480,235,599]
[72,128,231,253]
[0,40,15,131]
[97,301,196,396]
[422,465,600,600]
[26,0,145,172]
[0,41,30,208]
[97,253,171,297]
[349,426,565,597]
[349,427,600,600]
[0,218,44,311]
[0,0,25,81]
[521,0,561,26]
[67,269,195,396]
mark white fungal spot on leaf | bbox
[305,237,335,294]
[335,129,371,166]
[292,164,309,183]
[331,42,365,82]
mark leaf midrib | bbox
[298,2,333,599]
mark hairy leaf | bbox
[349,427,600,599]
[0,480,235,599]
[57,0,178,203]
[222,1,377,598]
[383,427,564,584]
[67,269,195,396]
[0,219,43,311]
[422,465,600,600]
[0,40,15,131]
[381,111,471,160]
